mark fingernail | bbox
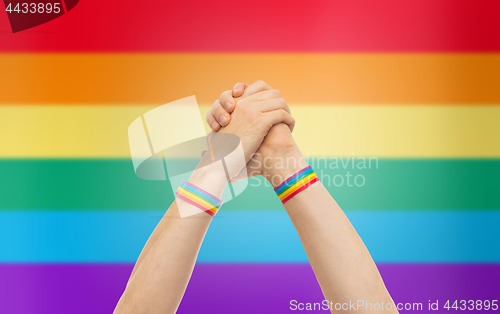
[211,121,219,130]
[219,115,227,125]
[224,101,232,110]
[233,88,238,95]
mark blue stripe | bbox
[0,210,499,263]
[178,187,219,207]
[180,182,221,205]
[275,167,313,194]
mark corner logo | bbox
[3,0,78,33]
[128,96,249,218]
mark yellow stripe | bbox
[279,173,318,200]
[177,189,218,211]
[1,105,500,158]
[178,189,216,210]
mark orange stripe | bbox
[279,173,318,200]
[176,189,217,211]
[281,177,320,204]
[1,54,499,105]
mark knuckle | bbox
[220,90,231,100]
[212,99,220,110]
[284,103,291,113]
[206,110,211,120]
[272,89,281,97]
[254,79,269,89]
[213,105,224,117]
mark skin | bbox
[208,81,399,314]
[113,84,294,314]
[207,80,299,180]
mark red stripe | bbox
[175,193,216,216]
[181,180,222,205]
[203,209,215,217]
[281,177,320,204]
[1,0,499,52]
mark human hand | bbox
[207,81,307,186]
[206,81,295,176]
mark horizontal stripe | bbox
[181,180,222,205]
[176,189,218,211]
[0,159,498,210]
[281,177,320,204]
[0,264,498,314]
[176,191,218,214]
[1,54,500,104]
[278,173,317,200]
[276,170,314,196]
[275,166,313,193]
[1,0,500,52]
[2,105,500,158]
[0,211,498,263]
[176,190,214,210]
[176,190,219,215]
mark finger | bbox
[254,97,291,114]
[239,80,273,98]
[211,99,231,127]
[232,82,249,98]
[219,90,236,113]
[206,109,221,132]
[263,109,295,132]
[237,89,283,105]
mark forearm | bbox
[114,204,211,314]
[267,148,397,313]
[286,183,396,313]
[115,160,228,314]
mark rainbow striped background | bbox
[1,0,500,313]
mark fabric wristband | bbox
[274,166,319,204]
[175,180,223,216]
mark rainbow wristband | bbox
[274,166,319,204]
[175,180,223,216]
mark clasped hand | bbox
[205,80,307,187]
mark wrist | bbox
[262,145,308,189]
[172,160,227,219]
[189,158,228,200]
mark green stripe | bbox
[1,158,499,210]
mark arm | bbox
[264,134,398,313]
[209,82,398,313]
[113,161,226,314]
[114,85,295,314]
